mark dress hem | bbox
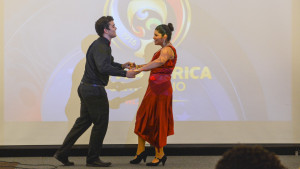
[134,131,174,149]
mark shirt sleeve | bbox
[93,43,127,77]
[111,55,124,69]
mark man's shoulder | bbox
[91,38,110,53]
[92,38,105,47]
[95,37,110,46]
[93,37,102,44]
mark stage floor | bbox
[0,155,299,169]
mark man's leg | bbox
[56,112,92,156]
[87,112,109,164]
[54,111,91,166]
[55,85,92,161]
[81,86,110,164]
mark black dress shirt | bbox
[81,37,127,86]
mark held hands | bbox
[126,69,142,78]
[133,69,142,75]
[132,65,143,75]
[126,70,136,78]
[122,62,136,69]
[123,61,142,77]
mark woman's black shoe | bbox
[130,151,147,164]
[146,155,167,166]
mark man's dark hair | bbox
[95,16,114,37]
[215,145,287,169]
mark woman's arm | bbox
[138,47,174,71]
[134,64,146,69]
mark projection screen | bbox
[1,0,300,145]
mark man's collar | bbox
[100,36,111,46]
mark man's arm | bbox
[111,56,123,69]
[111,56,135,70]
[93,43,127,77]
[93,43,135,78]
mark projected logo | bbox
[102,0,192,121]
[38,0,192,122]
[104,0,191,56]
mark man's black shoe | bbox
[54,153,74,166]
[86,159,112,167]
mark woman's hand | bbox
[134,69,142,75]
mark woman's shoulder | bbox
[161,45,175,53]
[162,45,176,57]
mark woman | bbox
[130,23,177,166]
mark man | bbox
[54,16,136,167]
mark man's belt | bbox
[80,81,104,87]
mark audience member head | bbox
[215,145,287,169]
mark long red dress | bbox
[134,45,177,149]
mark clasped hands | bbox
[122,62,142,78]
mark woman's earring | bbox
[163,39,166,46]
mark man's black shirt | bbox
[81,37,127,86]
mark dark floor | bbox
[0,155,299,169]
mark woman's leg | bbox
[137,136,146,154]
[152,147,165,163]
[133,136,145,159]
[130,136,148,164]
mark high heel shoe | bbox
[130,151,148,164]
[146,155,167,166]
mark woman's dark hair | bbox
[95,16,114,37]
[155,23,174,41]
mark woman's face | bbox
[153,30,165,46]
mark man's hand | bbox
[122,62,136,69]
[126,70,136,78]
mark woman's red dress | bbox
[134,45,177,149]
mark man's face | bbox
[106,21,117,38]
